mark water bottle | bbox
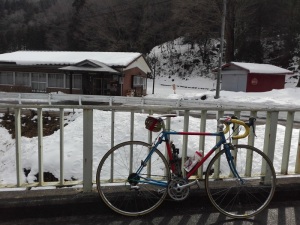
[184,151,203,172]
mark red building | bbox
[221,62,293,92]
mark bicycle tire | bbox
[96,141,170,216]
[205,144,276,219]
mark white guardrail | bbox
[0,93,300,192]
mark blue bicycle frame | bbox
[133,126,241,187]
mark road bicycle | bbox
[96,114,276,218]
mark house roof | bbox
[0,51,142,67]
[223,62,293,74]
[59,59,120,73]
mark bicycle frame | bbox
[159,130,227,178]
[135,127,239,187]
[98,116,275,218]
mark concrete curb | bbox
[0,177,299,209]
[0,188,100,208]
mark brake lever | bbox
[231,115,238,132]
[246,117,257,137]
[252,124,257,137]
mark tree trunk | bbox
[225,1,235,63]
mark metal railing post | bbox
[214,110,224,179]
[281,111,294,174]
[147,111,153,177]
[198,110,207,178]
[37,108,44,186]
[295,127,300,174]
[83,109,93,192]
[263,111,278,163]
[59,108,64,186]
[245,111,257,177]
[129,110,134,173]
[110,110,115,182]
[111,110,115,148]
[14,108,22,187]
[181,110,190,175]
[262,111,278,184]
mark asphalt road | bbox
[1,188,300,225]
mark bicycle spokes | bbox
[205,145,276,219]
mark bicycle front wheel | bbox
[96,141,170,216]
[205,144,276,219]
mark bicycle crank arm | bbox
[171,180,199,192]
[130,185,140,190]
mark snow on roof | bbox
[59,66,120,73]
[0,51,142,67]
[59,59,120,73]
[226,62,293,74]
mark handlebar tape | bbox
[222,118,250,140]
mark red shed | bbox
[221,62,293,92]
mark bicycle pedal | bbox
[130,185,140,190]
[157,188,166,195]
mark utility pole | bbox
[152,64,156,94]
[215,0,227,99]
[151,56,157,94]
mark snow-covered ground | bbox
[147,75,300,108]
[0,75,300,190]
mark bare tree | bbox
[172,0,220,68]
[173,0,220,42]
[43,0,73,50]
[67,0,174,52]
[224,0,263,63]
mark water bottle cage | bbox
[171,143,179,155]
[170,143,182,176]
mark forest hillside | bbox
[0,0,299,81]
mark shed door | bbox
[222,74,247,92]
[234,75,245,92]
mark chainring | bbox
[167,177,190,201]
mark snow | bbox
[0,51,141,66]
[147,75,300,108]
[60,61,120,73]
[0,75,300,190]
[0,37,299,190]
[228,62,293,74]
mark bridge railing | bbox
[0,101,300,192]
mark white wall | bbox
[125,56,151,74]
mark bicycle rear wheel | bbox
[96,141,170,216]
[205,144,276,219]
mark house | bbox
[0,51,151,96]
[221,62,293,92]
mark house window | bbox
[0,71,13,85]
[48,73,64,88]
[15,72,30,86]
[32,73,47,92]
[133,76,146,90]
[66,74,82,89]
